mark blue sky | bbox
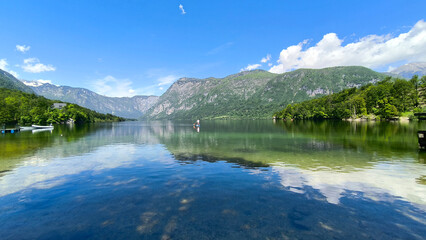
[1,0,426,97]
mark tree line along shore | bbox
[273,75,426,121]
[0,88,125,125]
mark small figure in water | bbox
[193,119,200,127]
[193,120,200,132]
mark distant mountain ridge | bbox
[0,69,34,93]
[144,66,387,119]
[390,62,426,79]
[23,82,159,119]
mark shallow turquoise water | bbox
[0,120,425,239]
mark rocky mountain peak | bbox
[390,62,426,78]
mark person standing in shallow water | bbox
[193,120,200,127]
[193,120,200,132]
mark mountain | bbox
[0,69,34,93]
[390,62,426,79]
[23,82,159,119]
[144,66,387,119]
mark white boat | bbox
[20,126,35,131]
[32,128,53,134]
[32,124,54,129]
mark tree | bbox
[410,75,420,107]
[393,79,415,112]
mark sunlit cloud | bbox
[133,74,180,96]
[0,59,9,71]
[179,4,186,15]
[261,54,271,63]
[241,63,261,72]
[387,66,396,72]
[16,44,31,53]
[21,58,56,73]
[157,75,178,86]
[140,69,182,95]
[22,79,54,87]
[0,58,19,78]
[92,75,138,97]
[269,19,426,73]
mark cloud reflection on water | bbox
[272,161,426,208]
[0,144,171,198]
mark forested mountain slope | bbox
[0,69,34,93]
[273,75,426,120]
[145,66,387,119]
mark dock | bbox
[1,128,20,134]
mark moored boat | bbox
[20,126,35,131]
[32,128,54,134]
[32,124,54,129]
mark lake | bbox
[0,120,425,239]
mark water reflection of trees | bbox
[274,120,424,153]
[157,120,426,171]
[0,124,104,173]
[3,120,426,174]
[158,122,345,169]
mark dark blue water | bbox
[0,121,425,239]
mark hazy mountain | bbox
[144,66,387,119]
[23,82,159,119]
[0,69,34,93]
[390,62,426,79]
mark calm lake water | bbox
[0,120,425,239]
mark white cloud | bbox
[21,58,56,73]
[33,79,52,85]
[0,58,19,78]
[139,69,182,95]
[92,75,138,97]
[269,19,426,73]
[157,75,178,86]
[9,71,19,78]
[16,45,30,53]
[387,66,396,72]
[0,59,8,70]
[138,74,179,95]
[24,58,37,64]
[261,54,271,63]
[241,63,261,72]
[179,4,186,14]
[22,79,53,87]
